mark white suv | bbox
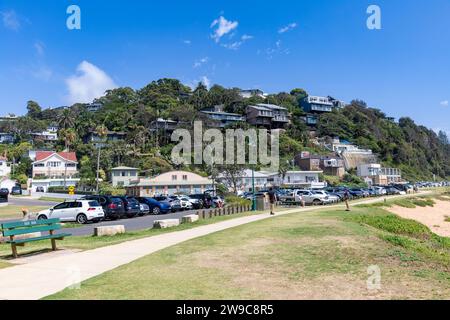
[36,200,105,224]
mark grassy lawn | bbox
[38,197,68,202]
[46,196,450,300]
[0,205,47,220]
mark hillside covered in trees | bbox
[0,78,448,185]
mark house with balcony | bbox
[265,171,326,189]
[32,125,59,142]
[301,96,335,113]
[357,163,402,186]
[246,104,290,129]
[85,130,127,147]
[295,152,345,177]
[200,105,245,128]
[149,118,180,134]
[32,151,78,179]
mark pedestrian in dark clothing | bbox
[268,187,277,215]
[343,189,351,211]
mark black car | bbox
[117,196,141,218]
[11,186,22,195]
[82,195,125,220]
[0,188,9,202]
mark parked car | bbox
[212,196,225,207]
[349,188,368,198]
[35,186,45,193]
[280,189,330,205]
[139,203,150,216]
[11,186,22,195]
[154,196,182,212]
[117,196,141,218]
[189,193,213,208]
[136,197,172,215]
[312,190,340,203]
[174,196,194,210]
[0,188,9,202]
[385,187,405,195]
[325,187,353,200]
[36,200,105,224]
[371,186,387,196]
[82,195,125,220]
[185,196,203,209]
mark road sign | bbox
[68,186,75,195]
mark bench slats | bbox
[7,233,71,244]
[2,223,61,237]
[1,218,60,229]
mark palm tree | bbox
[58,108,75,129]
[60,128,77,151]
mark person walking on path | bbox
[268,187,277,215]
[343,188,351,211]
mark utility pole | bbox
[96,146,101,193]
[252,166,256,211]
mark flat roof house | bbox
[246,103,290,129]
[357,163,402,186]
[111,166,139,187]
[0,133,15,144]
[126,171,213,197]
[32,125,59,141]
[0,156,11,177]
[200,105,245,128]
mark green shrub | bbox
[225,195,251,206]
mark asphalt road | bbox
[7,196,59,207]
[64,209,210,236]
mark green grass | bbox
[46,203,450,300]
[0,205,47,220]
[356,196,435,209]
[38,197,66,202]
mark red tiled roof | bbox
[35,151,77,162]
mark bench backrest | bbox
[1,219,61,237]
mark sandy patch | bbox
[388,200,450,237]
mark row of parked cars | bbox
[242,184,413,206]
[35,193,225,224]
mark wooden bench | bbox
[0,219,72,258]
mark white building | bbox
[32,126,59,141]
[357,163,402,185]
[111,166,139,187]
[32,151,78,179]
[0,133,15,144]
[0,156,11,177]
[127,171,213,197]
[218,169,326,192]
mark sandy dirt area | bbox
[388,200,450,237]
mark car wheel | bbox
[37,215,47,220]
[313,199,321,206]
[153,207,161,215]
[76,213,88,224]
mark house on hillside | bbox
[294,152,345,177]
[0,156,11,177]
[246,104,290,129]
[0,132,15,144]
[111,166,139,187]
[200,105,245,128]
[84,130,126,147]
[357,163,402,186]
[239,89,267,99]
[32,151,78,179]
[32,125,59,141]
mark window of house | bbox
[34,163,45,167]
[182,175,187,181]
[121,171,126,177]
[172,175,177,181]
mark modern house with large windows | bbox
[357,163,402,185]
[246,103,290,129]
[111,166,139,187]
[126,171,213,197]
[200,105,245,128]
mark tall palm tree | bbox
[57,108,75,129]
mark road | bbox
[63,209,210,236]
[8,196,59,207]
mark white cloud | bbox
[210,16,238,43]
[65,61,117,104]
[221,34,253,50]
[440,100,449,107]
[183,40,191,45]
[278,22,298,34]
[1,10,20,31]
[34,41,45,56]
[193,57,209,68]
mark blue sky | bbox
[0,0,449,135]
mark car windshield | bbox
[88,201,101,207]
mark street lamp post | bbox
[252,167,256,211]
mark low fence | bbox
[195,204,253,219]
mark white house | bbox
[111,166,139,187]
[0,156,11,177]
[32,126,59,141]
[217,169,270,192]
[357,163,402,185]
[32,151,78,179]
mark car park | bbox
[312,190,340,203]
[175,196,194,210]
[82,195,125,220]
[36,200,105,224]
[135,197,172,215]
[154,196,182,212]
[189,193,214,208]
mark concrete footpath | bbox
[0,194,426,300]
